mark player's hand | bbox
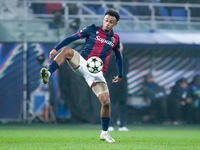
[49,49,57,61]
[112,76,122,83]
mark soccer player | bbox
[40,8,122,143]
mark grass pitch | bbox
[0,124,200,150]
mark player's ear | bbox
[103,17,105,23]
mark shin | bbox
[98,92,110,117]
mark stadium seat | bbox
[158,7,170,21]
[119,6,133,20]
[119,7,132,15]
[97,7,105,15]
[171,8,187,21]
[159,7,169,16]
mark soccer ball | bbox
[86,56,103,73]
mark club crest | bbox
[111,37,115,43]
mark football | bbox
[86,56,103,73]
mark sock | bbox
[101,130,107,134]
[48,60,59,75]
[101,117,110,132]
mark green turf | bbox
[0,124,200,150]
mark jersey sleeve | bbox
[77,24,94,39]
[54,33,80,51]
[114,50,123,78]
[113,37,120,53]
[113,36,123,78]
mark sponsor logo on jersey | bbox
[95,36,114,47]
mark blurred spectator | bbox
[68,4,80,32]
[49,11,63,29]
[168,78,193,125]
[190,75,200,124]
[142,74,168,124]
[31,3,46,14]
[45,0,63,14]
[105,43,129,131]
[68,3,79,15]
[49,3,80,31]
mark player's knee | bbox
[62,47,74,60]
[101,97,110,108]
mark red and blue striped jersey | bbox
[77,24,120,73]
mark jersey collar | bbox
[100,26,114,36]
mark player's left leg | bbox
[92,82,115,143]
[40,47,79,84]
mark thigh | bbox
[71,53,106,87]
[67,50,80,69]
[92,82,109,97]
[71,52,86,76]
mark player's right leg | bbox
[98,92,115,143]
[40,47,76,84]
[92,82,115,143]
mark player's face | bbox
[103,15,117,32]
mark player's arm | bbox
[112,38,123,83]
[112,50,123,83]
[49,25,93,60]
[49,33,81,60]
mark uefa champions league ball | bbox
[86,56,103,73]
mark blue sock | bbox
[101,117,110,131]
[48,60,59,75]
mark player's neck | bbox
[103,29,111,33]
[101,26,113,34]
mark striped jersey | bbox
[77,24,120,73]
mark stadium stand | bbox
[0,0,200,124]
[0,1,199,42]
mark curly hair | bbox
[105,8,120,22]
